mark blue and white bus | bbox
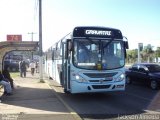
[45,26,129,93]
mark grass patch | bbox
[10,72,20,78]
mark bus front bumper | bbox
[70,80,125,94]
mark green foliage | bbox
[142,44,154,62]
[126,49,138,63]
[10,72,19,78]
[155,47,160,57]
[126,45,160,64]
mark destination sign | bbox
[73,27,123,39]
[85,30,112,36]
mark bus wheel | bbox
[64,89,70,94]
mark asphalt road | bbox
[1,72,160,120]
[48,80,160,120]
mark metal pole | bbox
[138,43,143,63]
[138,44,140,63]
[39,0,44,82]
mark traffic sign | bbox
[7,35,22,41]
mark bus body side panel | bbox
[45,60,49,76]
[46,60,53,79]
[52,60,56,81]
[54,59,62,84]
[44,60,48,74]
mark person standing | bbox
[20,60,27,77]
[19,60,23,77]
[35,62,39,73]
[78,44,90,63]
[30,61,36,76]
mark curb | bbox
[44,79,82,120]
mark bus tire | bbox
[64,89,70,94]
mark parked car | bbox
[126,63,160,90]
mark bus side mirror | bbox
[67,39,72,51]
[124,41,129,49]
[64,39,72,59]
[56,43,58,50]
[52,51,54,61]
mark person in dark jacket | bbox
[0,71,12,95]
[2,65,14,89]
[20,60,27,77]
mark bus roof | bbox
[73,26,123,39]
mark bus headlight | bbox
[115,73,125,82]
[75,74,87,83]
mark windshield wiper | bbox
[102,37,114,49]
[101,37,114,55]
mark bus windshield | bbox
[73,38,125,70]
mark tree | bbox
[142,44,154,62]
[155,47,160,57]
[127,44,160,64]
[126,49,138,63]
[154,47,160,62]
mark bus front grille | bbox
[84,72,117,78]
[89,80,112,83]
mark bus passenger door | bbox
[61,42,70,93]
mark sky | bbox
[0,0,160,51]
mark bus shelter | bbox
[0,41,39,71]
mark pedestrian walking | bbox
[30,60,36,76]
[35,62,39,73]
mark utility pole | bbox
[28,32,36,60]
[39,0,44,82]
[138,45,140,63]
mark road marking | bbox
[144,110,160,114]
[45,81,82,120]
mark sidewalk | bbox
[0,72,77,120]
